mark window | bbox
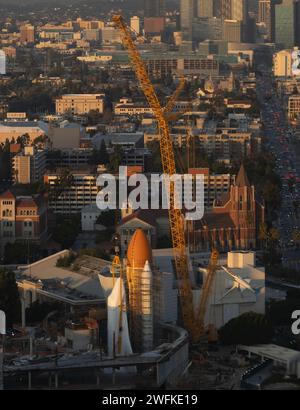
[239,195,243,211]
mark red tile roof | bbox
[119,209,168,227]
[0,190,15,200]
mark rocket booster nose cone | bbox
[142,260,152,278]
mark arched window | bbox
[239,195,243,211]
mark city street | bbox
[257,70,300,268]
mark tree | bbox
[52,215,81,248]
[0,268,21,328]
[97,210,115,228]
[219,312,273,346]
[146,141,163,173]
[48,169,74,201]
[267,290,300,326]
[4,241,40,264]
[56,253,76,268]
[292,229,300,248]
[89,140,109,166]
[99,140,109,165]
[0,139,11,182]
[109,146,123,173]
[259,223,279,248]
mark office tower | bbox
[213,0,222,17]
[221,0,247,21]
[221,0,232,19]
[193,17,223,41]
[247,0,259,15]
[12,146,46,184]
[222,19,243,41]
[273,49,293,76]
[275,0,300,49]
[259,0,272,40]
[144,0,165,17]
[0,50,5,75]
[181,0,197,38]
[20,24,35,44]
[198,0,214,17]
[231,0,246,20]
[130,16,140,35]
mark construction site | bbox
[2,15,300,391]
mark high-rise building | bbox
[0,50,5,75]
[275,0,300,49]
[273,49,293,76]
[221,0,232,19]
[231,0,247,20]
[222,19,243,42]
[12,146,46,185]
[193,17,223,41]
[197,0,214,17]
[221,0,247,21]
[144,0,165,17]
[180,0,197,38]
[248,0,259,15]
[130,16,140,35]
[258,0,272,40]
[213,0,222,17]
[20,24,35,44]
[44,172,98,214]
[144,17,166,35]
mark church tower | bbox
[230,164,257,249]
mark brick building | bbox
[0,191,48,254]
[190,165,265,252]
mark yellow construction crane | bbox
[196,249,219,337]
[113,15,218,342]
[111,254,126,354]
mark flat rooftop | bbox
[16,251,113,304]
[238,344,300,365]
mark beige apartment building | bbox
[188,168,235,209]
[12,146,46,184]
[114,98,153,116]
[44,172,98,214]
[55,94,105,115]
[273,50,293,77]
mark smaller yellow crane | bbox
[196,250,219,340]
[111,254,126,354]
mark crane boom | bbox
[196,250,219,330]
[164,78,186,114]
[112,15,199,340]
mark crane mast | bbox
[113,15,219,342]
[112,14,199,339]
